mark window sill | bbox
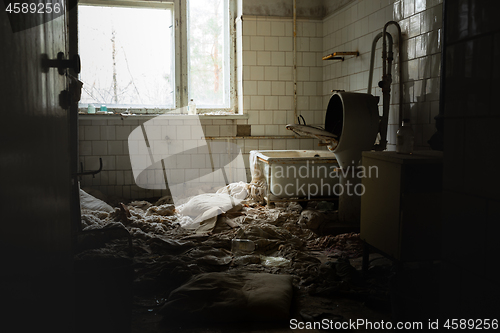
[78,113,249,120]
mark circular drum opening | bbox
[325,94,343,139]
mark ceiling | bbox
[242,0,355,19]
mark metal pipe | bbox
[367,21,402,151]
[383,21,403,128]
[74,157,103,177]
[367,31,392,151]
[293,0,297,124]
[379,28,392,151]
[367,32,392,95]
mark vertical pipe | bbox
[383,21,403,126]
[368,32,393,94]
[293,0,297,123]
[367,32,392,151]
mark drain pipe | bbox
[379,27,393,151]
[367,32,392,95]
[293,0,297,124]
[368,31,392,151]
[381,21,403,145]
[367,21,402,151]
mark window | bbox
[188,0,230,108]
[78,0,235,113]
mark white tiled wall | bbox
[241,16,325,132]
[79,117,316,199]
[322,0,442,150]
[79,0,443,199]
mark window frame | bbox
[78,0,237,114]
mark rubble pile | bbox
[76,187,390,324]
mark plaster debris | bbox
[145,204,175,216]
[76,186,389,325]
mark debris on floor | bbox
[159,272,294,322]
[76,184,393,330]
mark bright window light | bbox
[188,0,230,108]
[78,4,174,108]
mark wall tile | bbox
[205,125,220,137]
[415,0,426,13]
[297,37,309,52]
[250,66,264,80]
[278,36,293,51]
[80,119,92,126]
[250,96,265,110]
[85,126,100,141]
[278,96,293,110]
[409,13,421,37]
[272,140,286,150]
[92,141,108,156]
[79,141,92,156]
[264,125,279,137]
[250,36,265,51]
[91,119,107,126]
[271,82,286,96]
[278,67,293,81]
[247,110,259,124]
[243,80,257,95]
[271,21,285,36]
[271,52,285,66]
[264,96,279,110]
[243,20,256,36]
[100,126,116,140]
[256,20,271,36]
[115,125,131,141]
[403,0,415,18]
[79,126,85,140]
[264,66,279,81]
[252,125,265,136]
[257,81,272,96]
[286,139,300,150]
[256,51,271,66]
[242,51,256,66]
[220,125,236,136]
[108,141,123,155]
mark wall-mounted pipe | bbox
[74,157,102,178]
[383,21,403,126]
[293,0,297,124]
[367,21,402,151]
[367,32,392,151]
[367,32,392,95]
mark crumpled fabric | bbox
[176,193,243,231]
[80,189,114,213]
[216,181,249,200]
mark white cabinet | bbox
[360,151,443,262]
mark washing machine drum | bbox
[285,92,380,163]
[285,93,344,150]
[324,93,344,140]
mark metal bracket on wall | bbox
[322,51,359,61]
[74,158,103,178]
